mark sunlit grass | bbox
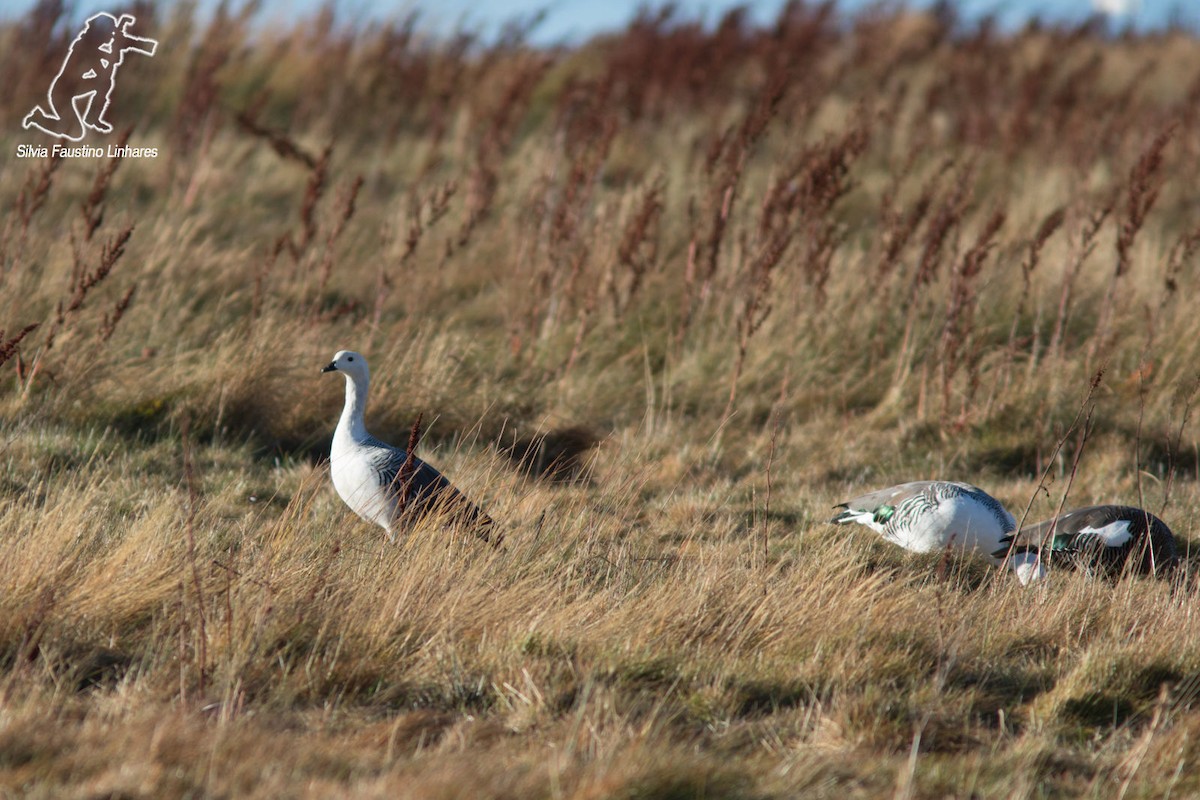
[2,2,1200,797]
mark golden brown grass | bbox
[3,2,1200,797]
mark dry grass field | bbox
[4,2,1200,797]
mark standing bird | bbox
[993,505,1178,580]
[830,480,1044,583]
[322,350,496,544]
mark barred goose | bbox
[830,480,1043,583]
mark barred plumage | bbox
[830,481,1037,582]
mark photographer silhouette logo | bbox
[22,13,157,142]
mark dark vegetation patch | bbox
[70,646,134,692]
[727,677,818,718]
[499,426,600,483]
[1059,692,1136,729]
[614,768,760,800]
[948,664,1056,729]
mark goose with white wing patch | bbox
[993,505,1178,580]
[830,480,1045,583]
[322,350,497,545]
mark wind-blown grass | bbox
[2,2,1200,797]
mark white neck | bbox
[335,371,370,444]
[1010,552,1047,585]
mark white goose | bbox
[322,350,496,544]
[830,481,1043,583]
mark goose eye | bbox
[347,356,354,362]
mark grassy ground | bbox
[3,2,1200,797]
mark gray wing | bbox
[367,439,497,543]
[834,481,938,513]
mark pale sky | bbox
[2,0,1194,44]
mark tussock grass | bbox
[4,2,1200,797]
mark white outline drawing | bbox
[22,13,158,142]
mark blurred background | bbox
[3,0,1197,45]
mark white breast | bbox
[889,495,1010,556]
[330,440,395,534]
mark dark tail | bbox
[461,502,502,548]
